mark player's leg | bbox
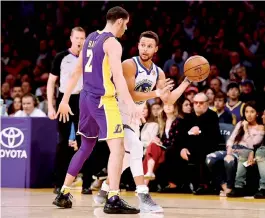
[105,138,124,192]
[123,128,163,213]
[95,127,163,213]
[54,118,73,193]
[95,96,140,214]
[53,91,99,208]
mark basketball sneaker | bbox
[138,193,163,213]
[103,195,140,214]
[93,189,108,206]
[52,192,73,208]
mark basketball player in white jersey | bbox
[94,31,191,213]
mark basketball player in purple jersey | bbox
[53,6,142,214]
[94,31,192,213]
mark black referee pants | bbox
[54,92,83,188]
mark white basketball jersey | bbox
[119,56,159,135]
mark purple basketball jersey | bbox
[82,31,115,97]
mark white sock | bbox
[101,180,110,192]
[136,185,149,194]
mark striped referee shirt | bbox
[51,50,83,94]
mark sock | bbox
[108,190,120,199]
[67,137,97,176]
[101,180,110,192]
[136,185,149,194]
[61,185,71,195]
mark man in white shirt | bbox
[14,94,46,117]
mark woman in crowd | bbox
[204,87,216,110]
[7,96,22,116]
[206,101,264,197]
[143,98,192,185]
[150,102,161,122]
[143,103,178,183]
[157,97,192,192]
[140,102,159,154]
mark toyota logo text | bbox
[0,127,27,159]
[0,127,24,148]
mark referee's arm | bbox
[47,53,62,120]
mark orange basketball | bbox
[184,55,210,82]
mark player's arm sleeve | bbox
[50,52,64,77]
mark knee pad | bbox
[124,128,144,177]
[124,128,143,159]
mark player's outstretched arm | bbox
[158,69,191,104]
[61,52,83,104]
[56,52,83,123]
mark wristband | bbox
[155,89,161,97]
[184,77,192,84]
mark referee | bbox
[47,27,91,194]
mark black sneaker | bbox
[53,192,73,208]
[227,188,245,197]
[254,189,265,199]
[103,195,140,214]
[93,169,108,181]
[81,188,92,195]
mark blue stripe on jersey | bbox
[155,66,159,82]
[132,58,139,78]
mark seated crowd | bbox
[1,1,265,198]
[139,89,265,199]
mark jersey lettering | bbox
[85,49,93,73]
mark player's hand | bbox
[48,106,57,120]
[180,148,190,161]
[156,78,174,96]
[127,102,144,125]
[56,101,74,123]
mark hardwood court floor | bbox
[1,188,265,218]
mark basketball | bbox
[184,55,210,82]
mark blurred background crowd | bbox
[1,1,265,198]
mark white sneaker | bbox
[144,172,155,180]
[93,190,108,206]
[138,193,163,213]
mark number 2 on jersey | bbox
[85,49,93,73]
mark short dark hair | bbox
[106,6,129,23]
[215,91,227,102]
[139,31,159,45]
[227,82,239,92]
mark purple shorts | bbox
[77,91,124,141]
